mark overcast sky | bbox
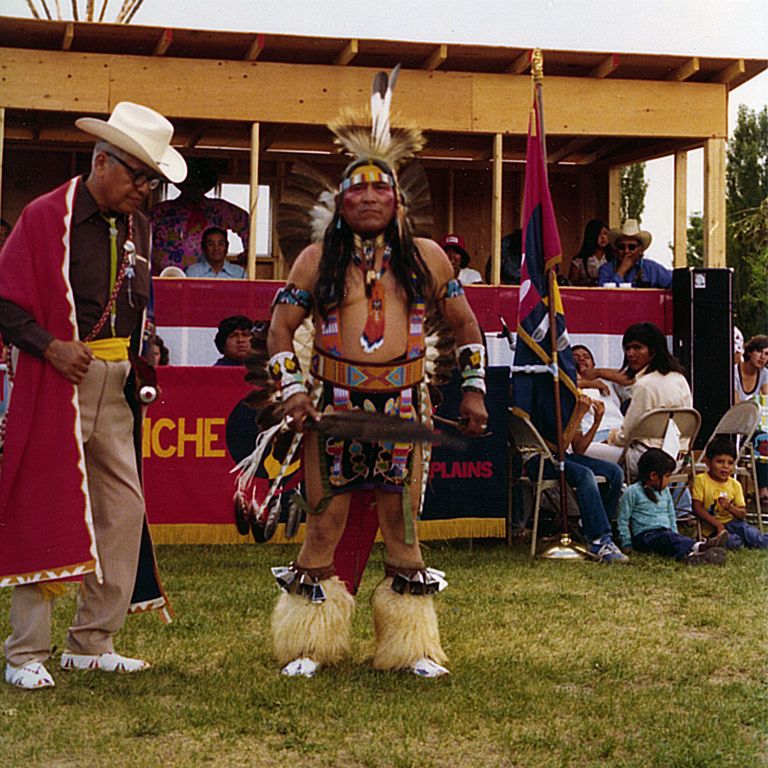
[5,0,767,263]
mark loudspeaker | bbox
[672,268,733,449]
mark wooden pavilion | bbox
[0,16,765,280]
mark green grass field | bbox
[1,541,766,768]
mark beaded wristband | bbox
[457,343,487,394]
[269,351,306,401]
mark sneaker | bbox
[5,661,55,690]
[587,536,630,564]
[700,529,730,551]
[281,658,318,678]
[411,658,450,678]
[60,651,149,673]
[684,547,726,566]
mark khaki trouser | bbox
[4,359,145,666]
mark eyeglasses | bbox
[106,152,162,190]
[615,242,639,252]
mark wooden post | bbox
[673,150,688,268]
[491,133,503,285]
[703,137,726,268]
[608,166,621,228]
[447,168,455,232]
[248,122,259,280]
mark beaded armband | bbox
[272,284,313,314]
[268,351,306,401]
[457,343,487,394]
[444,278,465,299]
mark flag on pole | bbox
[511,76,579,446]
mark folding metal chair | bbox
[620,407,702,535]
[694,400,763,531]
[508,407,605,558]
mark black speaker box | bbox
[672,268,733,449]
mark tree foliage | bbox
[620,163,648,223]
[686,212,703,268]
[727,105,768,338]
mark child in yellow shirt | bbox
[692,436,768,550]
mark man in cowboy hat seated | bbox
[597,219,672,289]
[0,102,186,690]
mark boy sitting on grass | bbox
[692,436,768,550]
[618,448,728,564]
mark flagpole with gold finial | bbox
[532,48,585,560]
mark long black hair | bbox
[621,322,687,376]
[314,166,432,318]
[574,219,612,264]
[637,448,676,502]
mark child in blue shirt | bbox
[617,449,728,565]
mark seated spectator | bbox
[607,322,692,479]
[733,334,768,508]
[692,436,768,550]
[214,315,253,367]
[439,234,483,285]
[618,449,727,564]
[0,219,11,252]
[515,395,628,563]
[186,227,247,279]
[572,345,625,462]
[150,157,249,272]
[149,335,170,367]
[597,219,672,289]
[487,230,523,285]
[569,219,613,287]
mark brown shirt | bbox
[0,179,151,356]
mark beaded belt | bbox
[310,348,425,393]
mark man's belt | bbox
[310,348,424,392]
[85,337,130,361]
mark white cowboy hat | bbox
[76,102,187,184]
[608,219,652,249]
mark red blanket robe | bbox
[0,178,100,586]
[0,178,170,620]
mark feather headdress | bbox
[277,64,433,265]
[328,65,425,175]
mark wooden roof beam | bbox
[423,44,447,71]
[244,33,265,61]
[713,59,745,84]
[61,22,74,51]
[152,29,173,57]
[550,137,593,163]
[505,50,531,75]
[334,39,358,66]
[185,123,205,149]
[259,124,285,150]
[589,54,619,79]
[667,56,700,82]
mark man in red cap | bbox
[439,233,483,285]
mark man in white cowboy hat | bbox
[0,102,186,690]
[597,218,672,289]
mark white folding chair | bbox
[620,407,702,535]
[695,400,763,530]
[508,407,605,558]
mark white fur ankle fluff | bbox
[271,576,355,667]
[371,577,447,670]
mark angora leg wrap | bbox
[271,576,355,667]
[371,577,447,671]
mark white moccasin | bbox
[60,651,149,673]
[5,661,55,690]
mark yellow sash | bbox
[85,337,131,361]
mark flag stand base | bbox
[539,533,587,560]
